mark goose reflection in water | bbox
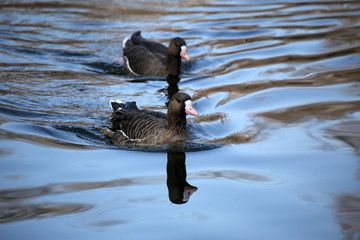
[166,151,197,204]
[165,75,180,105]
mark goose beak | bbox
[180,46,191,61]
[185,101,199,116]
[183,186,198,202]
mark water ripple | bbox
[0,0,359,149]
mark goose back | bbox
[122,31,188,76]
[110,101,168,145]
[123,42,166,76]
[130,31,168,58]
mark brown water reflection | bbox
[0,150,278,223]
[259,101,360,124]
[326,121,360,151]
[335,194,360,240]
[0,203,92,224]
[192,68,360,106]
[0,176,163,203]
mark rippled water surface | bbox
[1,0,360,239]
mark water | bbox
[1,0,360,239]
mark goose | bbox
[109,92,198,145]
[122,31,190,77]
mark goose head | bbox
[168,37,190,61]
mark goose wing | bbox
[124,44,166,76]
[111,107,167,144]
[131,31,167,56]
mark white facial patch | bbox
[184,99,199,116]
[181,45,187,52]
[184,100,192,108]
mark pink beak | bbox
[180,49,191,61]
[183,186,198,202]
[185,102,199,116]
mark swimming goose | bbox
[109,92,198,145]
[123,31,190,77]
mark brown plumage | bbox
[123,31,190,77]
[109,92,199,145]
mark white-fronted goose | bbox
[123,31,190,77]
[109,92,198,145]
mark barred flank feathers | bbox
[109,92,194,145]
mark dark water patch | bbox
[90,219,130,227]
[126,76,168,83]
[0,122,109,149]
[0,128,95,150]
[0,105,59,121]
[0,203,92,224]
[0,45,97,63]
[53,125,111,146]
[0,103,99,126]
[0,176,164,203]
[82,61,125,75]
[105,139,224,153]
[0,62,52,71]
